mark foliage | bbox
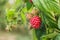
[32,0,60,40]
[0,0,60,40]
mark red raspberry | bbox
[29,0,33,3]
[30,16,42,29]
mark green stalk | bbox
[32,29,38,40]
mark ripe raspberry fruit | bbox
[30,16,42,29]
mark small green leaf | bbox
[26,1,32,10]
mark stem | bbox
[45,25,49,34]
[32,29,38,40]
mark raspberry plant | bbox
[0,0,60,40]
[4,0,60,40]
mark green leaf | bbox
[26,1,32,10]
[54,33,60,40]
[58,16,60,29]
[6,9,16,21]
[48,0,60,14]
[20,11,26,24]
[40,32,58,39]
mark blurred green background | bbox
[0,0,33,40]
